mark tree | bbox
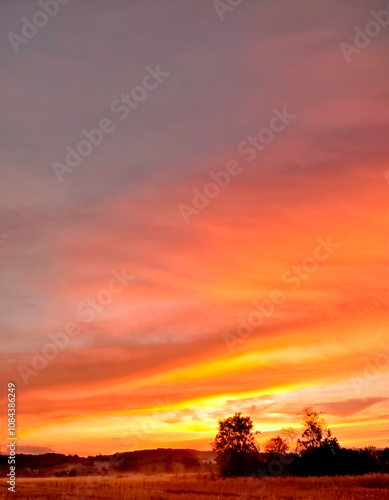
[320,429,340,453]
[298,407,327,450]
[264,436,288,454]
[212,413,260,477]
[280,427,300,452]
[297,407,339,452]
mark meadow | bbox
[1,473,389,499]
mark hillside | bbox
[0,449,217,477]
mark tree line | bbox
[212,408,389,477]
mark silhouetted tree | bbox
[289,408,343,476]
[378,447,389,472]
[298,407,327,450]
[320,429,340,453]
[297,407,340,454]
[280,427,300,452]
[212,413,260,477]
[264,436,288,454]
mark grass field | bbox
[1,474,389,499]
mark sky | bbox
[0,0,388,456]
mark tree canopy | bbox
[298,407,339,451]
[264,436,288,454]
[212,412,260,477]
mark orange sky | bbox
[0,0,388,456]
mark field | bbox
[1,474,389,499]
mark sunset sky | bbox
[0,0,388,457]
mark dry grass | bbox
[1,473,389,499]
